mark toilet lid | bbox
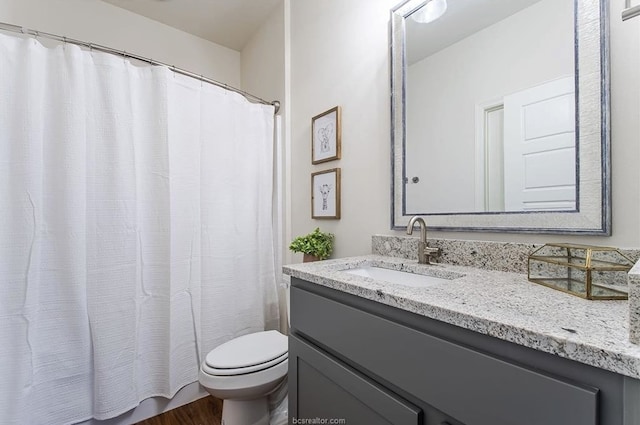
[205,330,288,370]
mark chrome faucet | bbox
[406,216,440,264]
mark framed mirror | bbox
[391,0,611,234]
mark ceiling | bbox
[103,0,547,62]
[101,0,281,51]
[406,0,544,64]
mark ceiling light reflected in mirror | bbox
[412,0,448,24]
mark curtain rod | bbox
[0,22,280,114]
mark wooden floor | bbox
[135,396,223,425]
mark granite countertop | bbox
[283,254,640,380]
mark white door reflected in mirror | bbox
[464,76,576,213]
[502,77,576,212]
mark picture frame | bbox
[311,106,341,164]
[311,168,341,219]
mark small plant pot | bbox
[303,254,321,263]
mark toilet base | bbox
[222,397,269,425]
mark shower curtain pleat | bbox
[0,32,279,424]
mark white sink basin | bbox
[344,266,454,288]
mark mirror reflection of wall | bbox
[405,0,575,214]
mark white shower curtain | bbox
[0,33,280,424]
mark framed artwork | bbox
[311,106,341,164]
[312,168,341,219]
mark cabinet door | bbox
[289,334,422,425]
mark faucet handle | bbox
[425,247,441,263]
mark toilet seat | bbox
[202,352,288,376]
[204,330,288,376]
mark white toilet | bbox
[199,326,289,425]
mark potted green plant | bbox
[289,227,335,262]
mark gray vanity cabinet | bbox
[289,278,625,425]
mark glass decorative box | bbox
[528,243,634,300]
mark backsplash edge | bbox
[372,235,640,275]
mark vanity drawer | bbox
[291,283,599,425]
[290,333,422,424]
